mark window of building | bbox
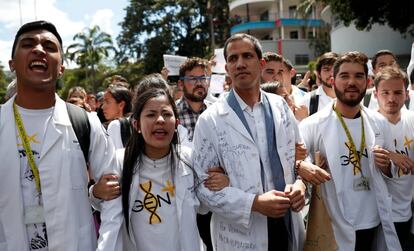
[295,54,309,65]
[260,10,269,21]
[289,6,297,18]
[308,31,314,39]
[290,31,298,39]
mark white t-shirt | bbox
[16,105,53,251]
[382,110,414,222]
[131,154,180,251]
[290,85,306,105]
[300,86,334,114]
[337,116,380,230]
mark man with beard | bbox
[373,67,414,250]
[176,57,214,250]
[301,52,338,115]
[177,57,211,142]
[297,51,401,250]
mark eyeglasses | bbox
[179,76,210,85]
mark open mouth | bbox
[29,60,48,72]
[153,129,168,136]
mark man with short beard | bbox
[297,51,401,250]
[301,52,338,115]
[176,57,214,251]
[177,57,211,142]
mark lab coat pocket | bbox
[70,149,88,189]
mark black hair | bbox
[179,57,209,78]
[121,88,196,233]
[223,33,263,61]
[105,85,132,115]
[333,51,368,79]
[136,73,169,96]
[12,20,63,59]
[316,52,339,74]
[263,52,283,63]
[371,50,396,70]
[261,81,284,94]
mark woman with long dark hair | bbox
[97,88,227,251]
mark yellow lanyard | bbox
[333,103,366,176]
[13,102,42,193]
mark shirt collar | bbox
[233,89,264,112]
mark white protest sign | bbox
[163,55,188,76]
[209,74,225,94]
[212,48,226,74]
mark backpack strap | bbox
[405,97,410,109]
[119,117,132,147]
[66,103,90,164]
[363,89,373,108]
[309,90,319,115]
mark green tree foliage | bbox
[309,31,331,57]
[0,63,12,103]
[304,0,414,35]
[66,25,117,92]
[117,0,229,75]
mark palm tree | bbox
[66,25,116,92]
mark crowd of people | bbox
[1,19,414,251]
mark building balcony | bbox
[230,20,276,34]
[229,0,274,12]
[276,18,322,27]
[230,12,323,35]
[257,39,315,69]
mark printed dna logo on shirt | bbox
[132,180,176,224]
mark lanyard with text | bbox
[333,103,366,176]
[13,102,42,193]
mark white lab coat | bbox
[0,95,117,251]
[97,147,205,251]
[192,92,305,251]
[299,102,401,251]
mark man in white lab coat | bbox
[373,66,414,250]
[298,51,401,251]
[0,20,117,251]
[192,33,306,251]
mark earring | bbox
[138,130,141,134]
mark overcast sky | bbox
[0,0,128,69]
